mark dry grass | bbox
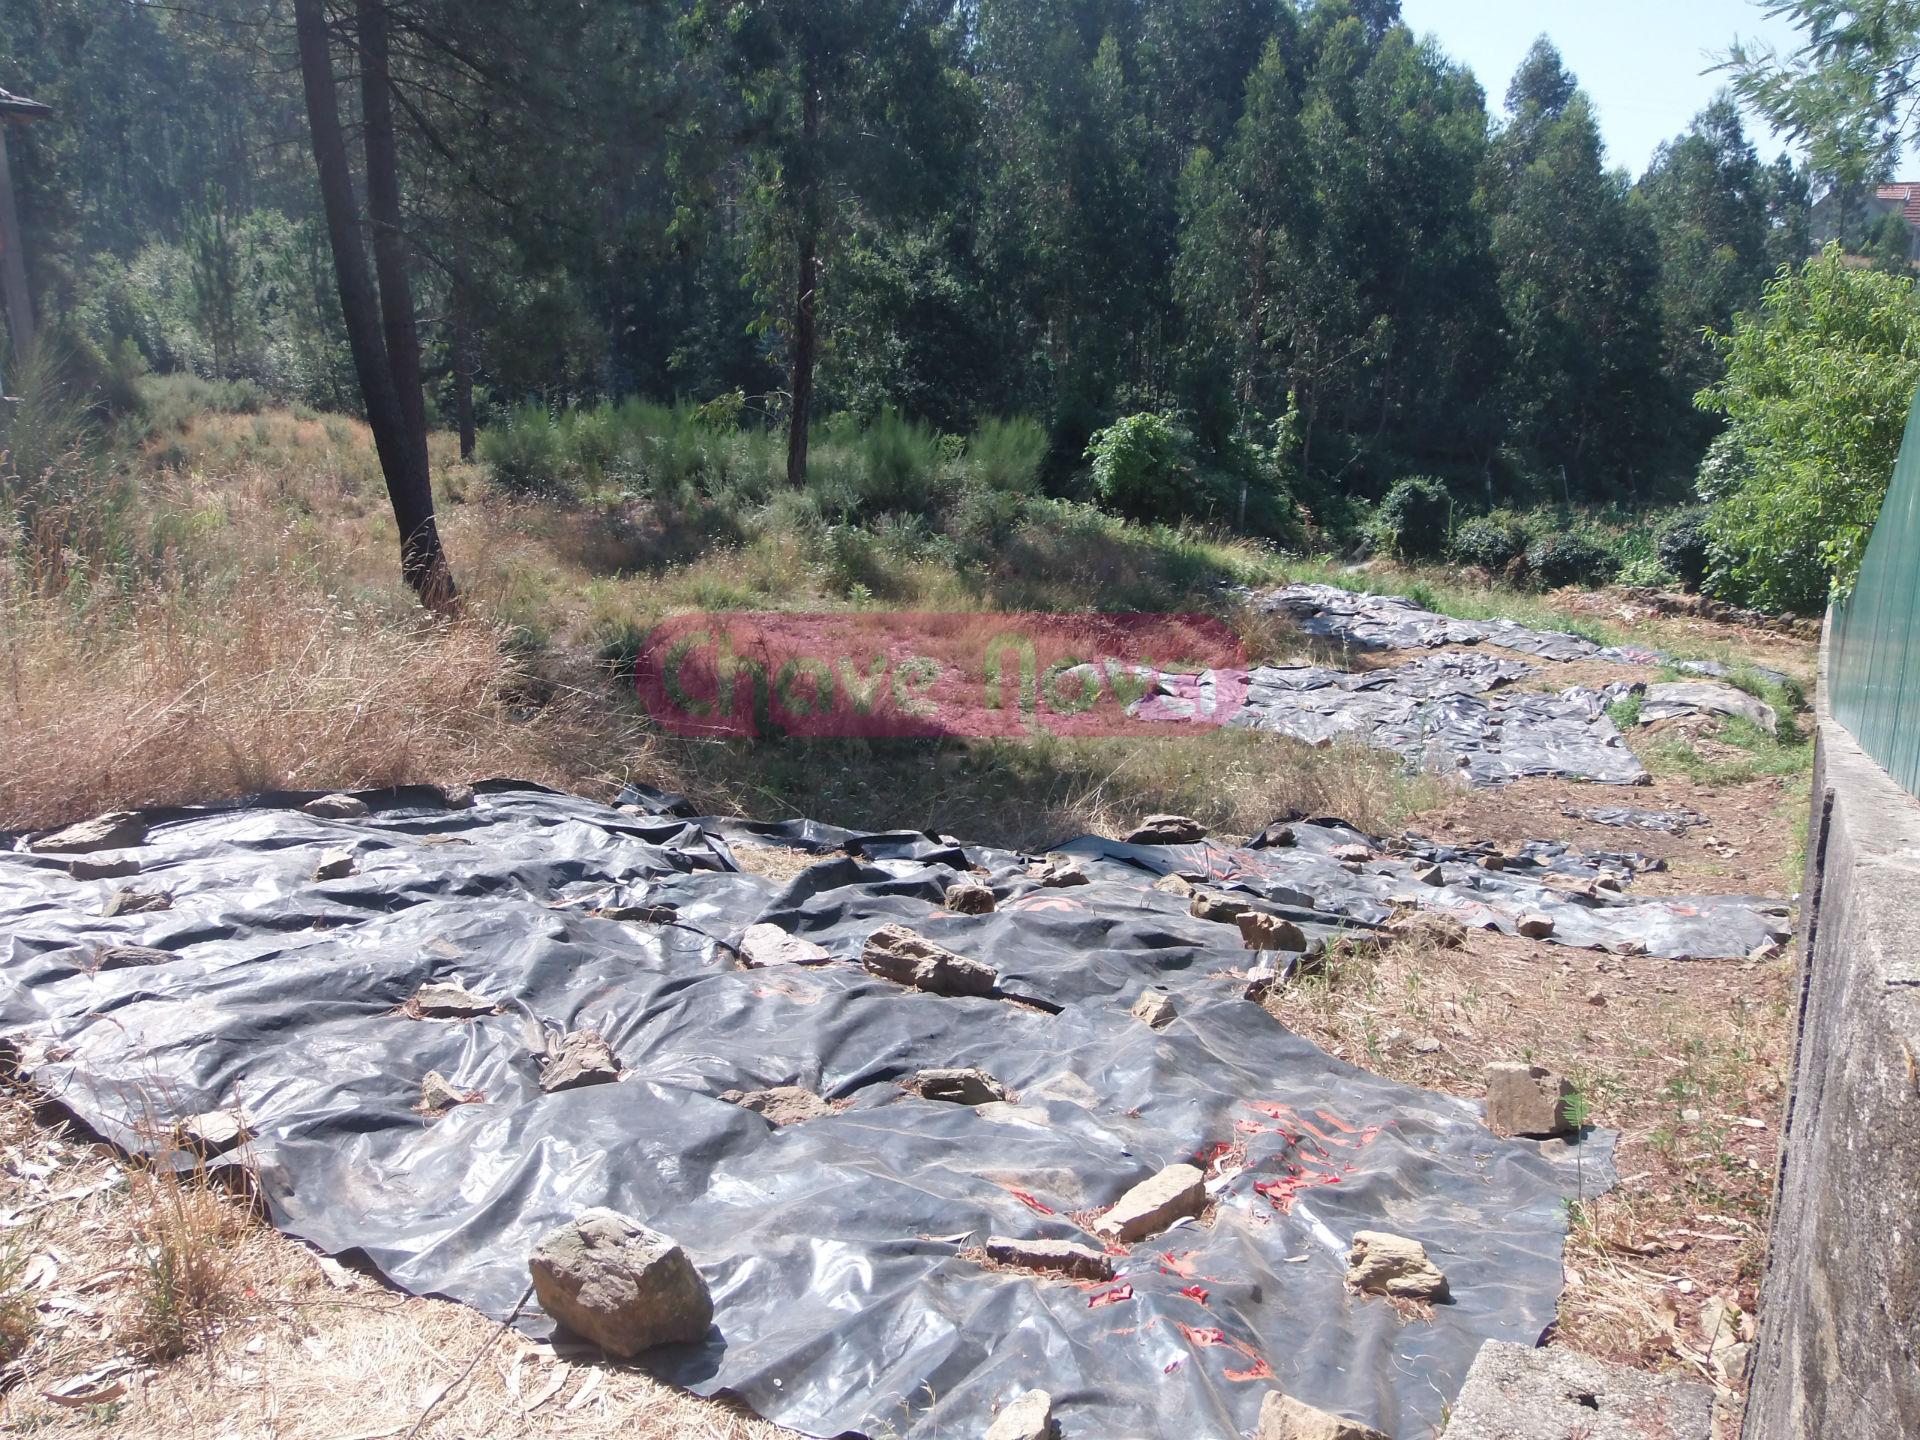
[0,401,1434,842]
[1265,905,1791,1427]
[0,580,628,831]
[120,1164,252,1363]
[0,1092,796,1438]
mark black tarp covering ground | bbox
[1140,654,1648,786]
[0,785,1635,1439]
[1135,585,1797,788]
[1057,822,1791,962]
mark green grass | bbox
[1644,715,1815,788]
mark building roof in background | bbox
[0,89,51,122]
[1876,183,1920,226]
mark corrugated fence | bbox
[1830,386,1920,796]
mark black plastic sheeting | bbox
[0,784,1612,1439]
[1255,584,1661,665]
[1256,584,1796,692]
[1057,820,1791,961]
[1142,657,1648,787]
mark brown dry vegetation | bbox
[0,399,1438,845]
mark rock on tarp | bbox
[1056,821,1790,961]
[0,784,1600,1440]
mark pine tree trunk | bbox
[293,0,456,612]
[785,74,821,490]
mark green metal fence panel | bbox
[1831,384,1920,796]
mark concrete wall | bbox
[1742,636,1920,1439]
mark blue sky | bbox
[1398,0,1809,176]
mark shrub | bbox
[478,406,565,496]
[1084,412,1195,522]
[1450,513,1528,571]
[1368,476,1453,559]
[1525,531,1618,589]
[1657,507,1712,592]
[965,416,1047,494]
[856,408,944,514]
[1697,247,1920,611]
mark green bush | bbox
[965,416,1047,494]
[1697,247,1920,612]
[1084,412,1194,522]
[1449,513,1528,571]
[478,406,565,496]
[1525,531,1617,589]
[1656,507,1712,592]
[1368,476,1452,559]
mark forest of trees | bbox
[0,0,1853,565]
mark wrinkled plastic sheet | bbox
[1143,659,1649,786]
[0,785,1609,1439]
[1058,821,1791,961]
[1567,805,1707,836]
[1256,585,1796,692]
[1256,583,1659,664]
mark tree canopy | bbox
[1,3,1838,555]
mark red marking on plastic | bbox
[1160,1252,1198,1278]
[1176,1323,1229,1348]
[1163,1358,1185,1375]
[1006,1188,1055,1216]
[1225,1359,1276,1383]
[1179,1284,1211,1304]
[1088,1283,1133,1308]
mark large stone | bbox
[1190,890,1253,924]
[738,922,832,968]
[862,925,999,997]
[983,1236,1114,1282]
[303,793,370,820]
[1345,1231,1449,1302]
[1255,1391,1388,1440]
[913,1067,1011,1105]
[984,1388,1056,1440]
[441,784,477,809]
[1151,873,1196,897]
[541,1031,621,1092]
[1485,1062,1576,1138]
[943,880,997,915]
[1515,912,1556,940]
[420,1071,481,1114]
[1028,856,1089,888]
[312,848,357,881]
[1094,1162,1207,1243]
[720,1085,833,1125]
[407,979,496,1019]
[1125,814,1206,845]
[1238,911,1308,953]
[173,1109,251,1157]
[101,888,171,917]
[1331,843,1373,863]
[92,944,173,971]
[70,856,141,881]
[528,1209,713,1357]
[1131,989,1178,1029]
[1443,1341,1712,1439]
[29,812,147,855]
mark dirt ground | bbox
[0,611,1814,1440]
